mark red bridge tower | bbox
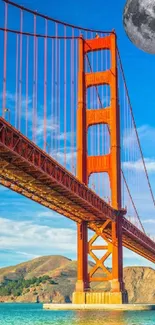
[73,33,128,304]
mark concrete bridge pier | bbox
[72,291,128,304]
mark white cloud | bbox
[0,217,76,254]
[88,94,110,108]
[123,248,155,268]
[57,131,76,142]
[123,249,145,260]
[123,158,155,173]
[51,148,76,165]
[0,217,154,268]
[37,211,60,218]
[138,125,155,140]
[123,127,136,149]
[14,251,39,259]
[36,115,58,137]
[142,219,155,225]
[123,125,155,153]
[0,91,32,110]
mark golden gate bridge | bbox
[0,0,155,304]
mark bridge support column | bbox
[111,219,124,293]
[75,221,89,293]
[73,33,128,304]
[73,222,89,304]
[110,219,128,303]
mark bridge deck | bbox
[0,118,155,263]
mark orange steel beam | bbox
[76,36,89,291]
[88,220,113,282]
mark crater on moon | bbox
[123,0,155,54]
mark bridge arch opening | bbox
[85,49,111,73]
[87,124,110,157]
[86,84,111,109]
[88,172,111,204]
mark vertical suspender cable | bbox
[26,35,29,137]
[44,19,47,151]
[56,30,61,158]
[33,14,36,142]
[123,82,126,207]
[71,28,74,174]
[19,9,23,131]
[51,38,54,154]
[75,33,78,175]
[15,34,19,128]
[55,22,58,157]
[105,44,108,201]
[56,27,60,159]
[58,36,60,159]
[90,32,93,160]
[96,49,100,197]
[35,36,38,144]
[2,1,8,117]
[64,26,67,168]
[101,35,104,199]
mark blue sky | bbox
[0,0,155,270]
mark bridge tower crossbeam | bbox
[73,34,128,304]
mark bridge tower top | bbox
[77,33,121,210]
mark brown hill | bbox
[0,255,155,303]
[0,255,71,282]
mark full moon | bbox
[123,0,155,54]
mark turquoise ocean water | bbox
[0,303,155,325]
